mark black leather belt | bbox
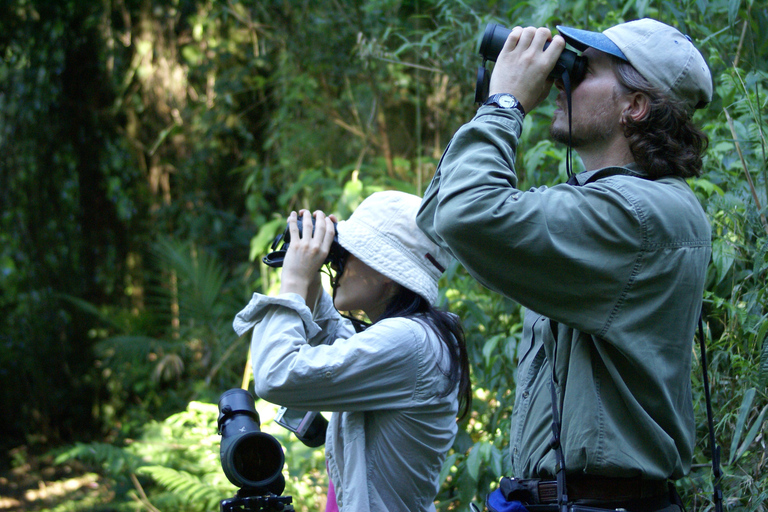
[537,476,668,503]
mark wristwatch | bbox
[484,93,525,117]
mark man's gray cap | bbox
[557,18,713,110]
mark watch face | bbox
[499,95,516,108]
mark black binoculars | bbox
[475,23,587,103]
[262,215,348,270]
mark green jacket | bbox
[416,106,711,480]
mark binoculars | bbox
[262,215,347,270]
[475,23,587,103]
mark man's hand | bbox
[488,26,565,114]
[279,209,337,308]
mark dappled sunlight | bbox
[21,474,100,503]
[0,463,110,512]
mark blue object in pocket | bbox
[486,488,530,512]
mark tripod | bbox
[220,488,295,512]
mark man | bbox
[416,19,713,511]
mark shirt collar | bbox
[569,163,648,186]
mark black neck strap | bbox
[547,310,725,511]
[562,70,575,181]
[549,376,569,512]
[328,264,370,333]
[698,314,725,512]
[548,69,575,509]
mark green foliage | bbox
[2,0,767,510]
[54,399,329,512]
[55,401,229,512]
[136,467,223,511]
[429,262,522,507]
[82,236,253,437]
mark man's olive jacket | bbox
[416,106,711,480]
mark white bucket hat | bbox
[336,191,452,305]
[557,18,713,111]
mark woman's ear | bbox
[384,281,401,302]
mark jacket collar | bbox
[568,163,650,186]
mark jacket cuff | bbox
[473,104,524,134]
[233,292,322,338]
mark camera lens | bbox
[225,432,284,486]
[218,389,286,494]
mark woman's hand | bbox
[279,209,337,308]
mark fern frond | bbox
[94,334,170,360]
[54,442,146,475]
[137,465,224,511]
[150,237,229,323]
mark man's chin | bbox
[549,124,572,146]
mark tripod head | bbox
[220,488,294,512]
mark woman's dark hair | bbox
[612,58,709,179]
[378,286,472,420]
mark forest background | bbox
[1,0,766,510]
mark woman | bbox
[233,191,471,512]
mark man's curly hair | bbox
[612,58,709,179]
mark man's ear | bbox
[623,92,650,123]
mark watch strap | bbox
[484,93,525,117]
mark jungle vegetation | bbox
[1,0,766,510]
